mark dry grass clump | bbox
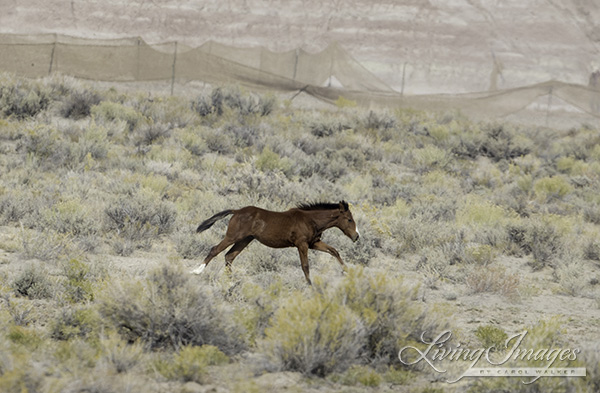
[465,265,521,299]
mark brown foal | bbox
[192,201,360,285]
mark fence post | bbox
[171,41,178,96]
[546,86,553,127]
[48,34,57,76]
[400,62,407,97]
[293,48,299,81]
[136,38,141,81]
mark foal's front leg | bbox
[310,240,347,272]
[297,243,312,285]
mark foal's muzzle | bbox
[352,232,360,242]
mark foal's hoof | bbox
[191,264,206,275]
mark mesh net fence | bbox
[1,33,599,125]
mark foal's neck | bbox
[308,209,340,231]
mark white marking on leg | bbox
[191,263,206,275]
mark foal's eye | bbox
[348,219,353,223]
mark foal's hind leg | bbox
[224,236,254,272]
[192,237,236,275]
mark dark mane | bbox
[297,201,348,211]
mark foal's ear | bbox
[339,201,349,211]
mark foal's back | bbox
[230,206,310,248]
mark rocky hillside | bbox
[1,0,599,94]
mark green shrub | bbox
[59,88,102,119]
[584,239,600,261]
[506,219,565,269]
[192,87,274,118]
[104,191,176,255]
[412,145,451,170]
[335,267,426,364]
[0,189,34,225]
[17,125,65,162]
[234,281,283,346]
[76,122,110,161]
[191,91,217,117]
[0,75,53,119]
[391,215,456,254]
[2,296,33,327]
[454,123,531,162]
[42,198,99,238]
[63,258,95,303]
[16,123,105,170]
[180,126,208,156]
[577,343,600,393]
[527,221,565,270]
[51,306,102,341]
[133,121,172,147]
[257,94,277,116]
[411,194,457,222]
[155,345,229,383]
[222,123,260,148]
[203,128,233,154]
[173,228,208,259]
[137,94,196,128]
[475,325,508,350]
[261,289,364,376]
[344,220,379,265]
[464,244,497,265]
[332,365,382,387]
[11,264,52,299]
[456,195,515,227]
[20,229,74,261]
[7,325,42,348]
[0,349,43,393]
[91,101,143,131]
[313,147,365,179]
[583,202,600,225]
[552,255,588,297]
[309,117,349,137]
[100,263,245,353]
[255,146,292,174]
[53,338,99,372]
[533,176,572,202]
[383,366,414,385]
[99,334,143,374]
[361,110,396,133]
[334,96,357,108]
[420,388,446,393]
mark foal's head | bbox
[335,201,360,242]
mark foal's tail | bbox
[196,210,235,233]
